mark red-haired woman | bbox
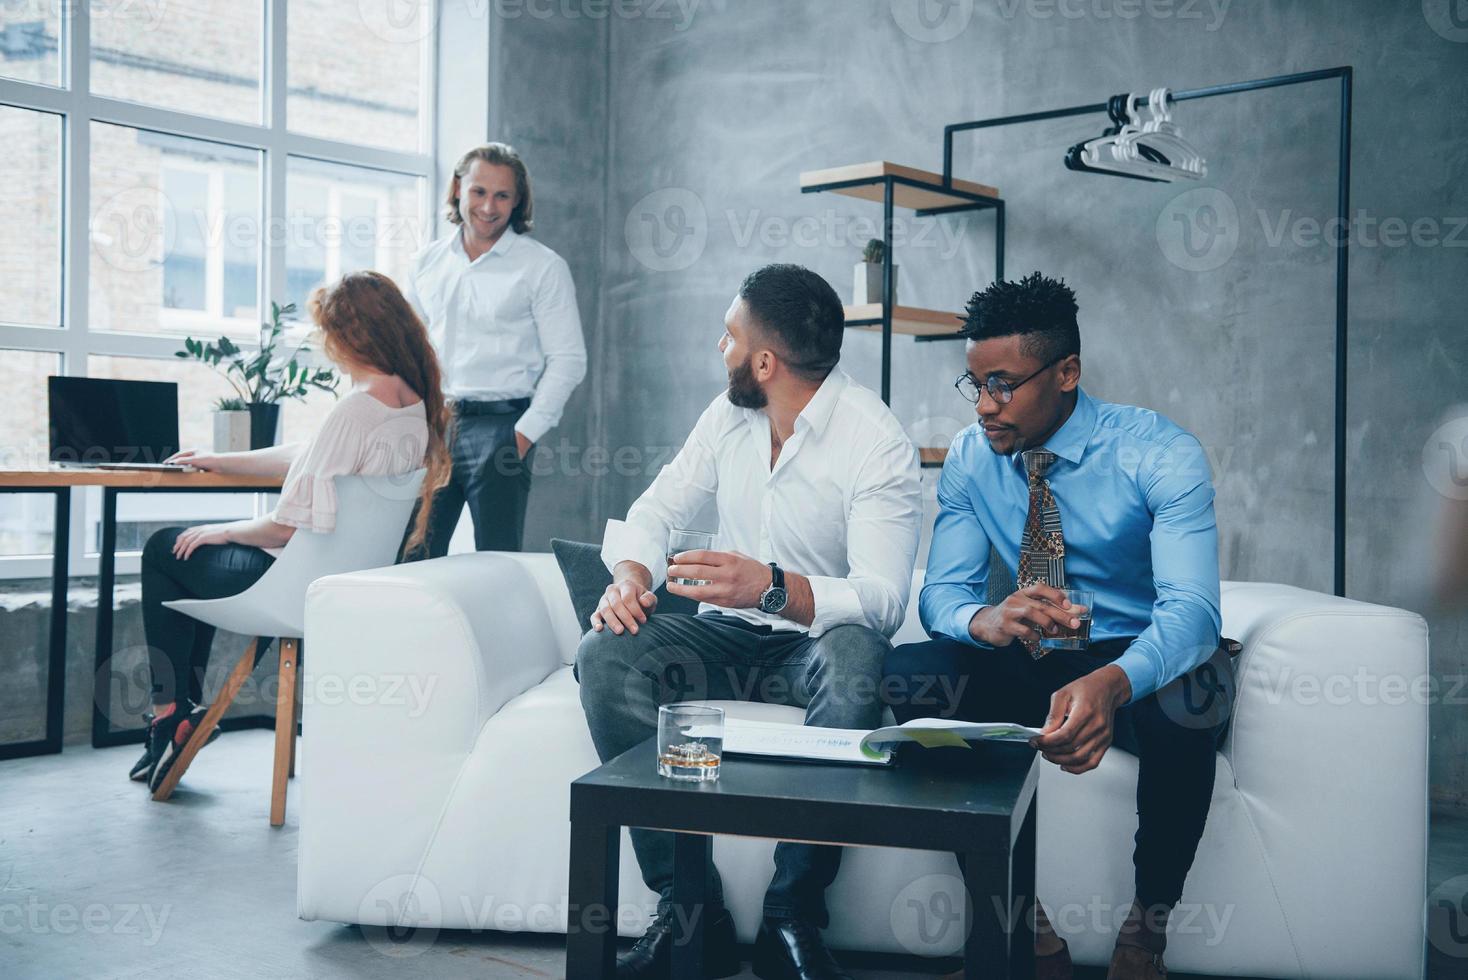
[131,272,451,792]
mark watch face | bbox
[762,587,788,613]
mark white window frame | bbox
[0,0,438,580]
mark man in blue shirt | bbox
[887,273,1231,980]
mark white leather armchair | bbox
[297,553,1428,979]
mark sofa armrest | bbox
[1220,581,1429,974]
[298,552,565,922]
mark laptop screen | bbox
[48,376,181,466]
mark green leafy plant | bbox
[176,301,339,406]
[214,397,247,412]
[862,238,886,264]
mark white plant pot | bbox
[853,261,897,305]
[213,411,251,453]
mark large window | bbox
[89,124,263,337]
[0,350,60,557]
[285,157,424,314]
[0,1,435,580]
[90,0,264,124]
[0,106,62,327]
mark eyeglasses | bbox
[954,355,1066,405]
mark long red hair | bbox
[307,271,451,555]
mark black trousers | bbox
[140,527,274,707]
[884,636,1226,910]
[417,406,533,558]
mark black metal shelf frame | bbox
[800,173,1006,404]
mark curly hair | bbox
[960,271,1080,364]
[308,272,452,555]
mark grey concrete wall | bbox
[573,1,1467,805]
[481,2,611,550]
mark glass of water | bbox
[657,703,724,781]
[667,528,714,587]
[1040,589,1095,650]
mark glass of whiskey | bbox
[657,703,724,781]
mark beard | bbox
[726,354,768,409]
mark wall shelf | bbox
[800,161,1000,214]
[798,159,1002,465]
[844,303,965,341]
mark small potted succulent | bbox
[176,301,339,450]
[854,237,897,305]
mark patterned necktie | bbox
[1017,449,1065,657]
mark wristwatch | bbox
[758,562,788,614]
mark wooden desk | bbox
[0,468,284,759]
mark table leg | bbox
[963,794,1038,979]
[43,488,69,754]
[567,818,620,979]
[1012,796,1037,978]
[91,487,118,748]
[963,843,1011,978]
[671,832,711,979]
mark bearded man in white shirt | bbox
[405,142,587,556]
[576,264,923,980]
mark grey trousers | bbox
[575,611,891,926]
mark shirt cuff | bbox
[601,519,667,590]
[805,575,867,638]
[950,602,992,648]
[514,410,552,446]
[1111,647,1160,704]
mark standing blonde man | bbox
[407,142,587,555]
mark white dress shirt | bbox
[601,368,923,638]
[405,227,587,444]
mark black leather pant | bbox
[140,527,274,707]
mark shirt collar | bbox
[1011,386,1097,470]
[741,367,848,436]
[795,368,847,436]
[1041,386,1097,465]
[451,225,519,261]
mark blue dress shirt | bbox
[919,387,1222,702]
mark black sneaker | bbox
[128,712,158,782]
[147,704,220,793]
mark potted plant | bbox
[176,301,339,450]
[854,237,897,305]
[212,397,251,453]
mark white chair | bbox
[153,471,426,826]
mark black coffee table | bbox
[567,738,1039,979]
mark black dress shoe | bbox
[752,916,851,980]
[616,905,740,979]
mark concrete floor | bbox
[2,731,1462,979]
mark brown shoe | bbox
[1106,943,1167,980]
[938,938,1071,980]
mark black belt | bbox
[453,397,530,416]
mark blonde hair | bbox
[307,272,452,556]
[444,142,533,234]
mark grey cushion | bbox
[550,538,698,633]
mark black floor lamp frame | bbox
[941,67,1354,596]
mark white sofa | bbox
[297,552,1429,979]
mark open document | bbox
[720,717,1044,766]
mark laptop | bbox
[48,376,189,471]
